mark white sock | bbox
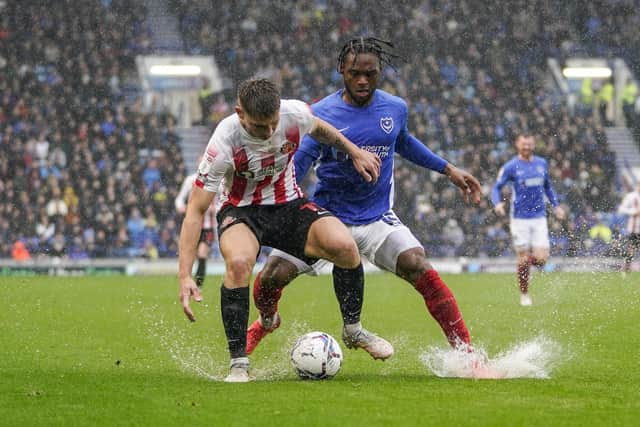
[230,357,249,368]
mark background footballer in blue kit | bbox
[491,134,565,306]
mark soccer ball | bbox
[290,331,343,380]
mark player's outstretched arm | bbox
[309,117,380,182]
[444,164,482,204]
[178,185,214,321]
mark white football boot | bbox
[224,357,251,383]
[342,326,394,360]
[520,293,533,306]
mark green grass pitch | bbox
[1,272,639,426]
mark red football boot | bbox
[246,313,281,355]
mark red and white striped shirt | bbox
[175,173,216,229]
[195,99,314,210]
[618,189,640,234]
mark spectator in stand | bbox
[0,1,182,259]
[622,78,638,128]
[596,78,614,126]
[12,240,31,262]
[36,214,55,252]
[1,0,632,259]
[46,187,68,221]
[198,77,215,125]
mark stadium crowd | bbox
[175,0,624,258]
[0,0,186,259]
[1,0,636,260]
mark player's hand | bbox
[352,148,381,183]
[444,164,482,204]
[179,276,203,322]
[494,202,506,217]
[554,206,566,220]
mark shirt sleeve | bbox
[394,100,447,173]
[195,132,233,193]
[285,99,315,136]
[396,132,448,173]
[294,135,322,180]
[491,165,511,206]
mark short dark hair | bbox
[237,78,280,118]
[337,37,400,73]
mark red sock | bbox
[253,272,283,316]
[414,269,471,348]
[518,261,530,293]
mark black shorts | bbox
[199,228,215,245]
[216,198,333,264]
[626,233,640,248]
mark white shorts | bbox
[270,210,422,275]
[510,217,550,250]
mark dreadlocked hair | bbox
[237,78,280,119]
[337,37,400,73]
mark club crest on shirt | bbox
[380,116,394,134]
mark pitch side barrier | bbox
[0,257,630,276]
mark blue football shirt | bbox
[295,89,446,225]
[490,155,559,219]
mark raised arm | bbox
[309,117,380,183]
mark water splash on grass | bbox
[138,301,317,381]
[420,335,563,379]
[136,302,227,381]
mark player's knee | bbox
[331,239,360,269]
[516,252,529,264]
[261,259,296,289]
[535,255,548,264]
[396,249,432,283]
[197,246,209,259]
[225,255,254,283]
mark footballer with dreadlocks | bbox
[246,37,489,375]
